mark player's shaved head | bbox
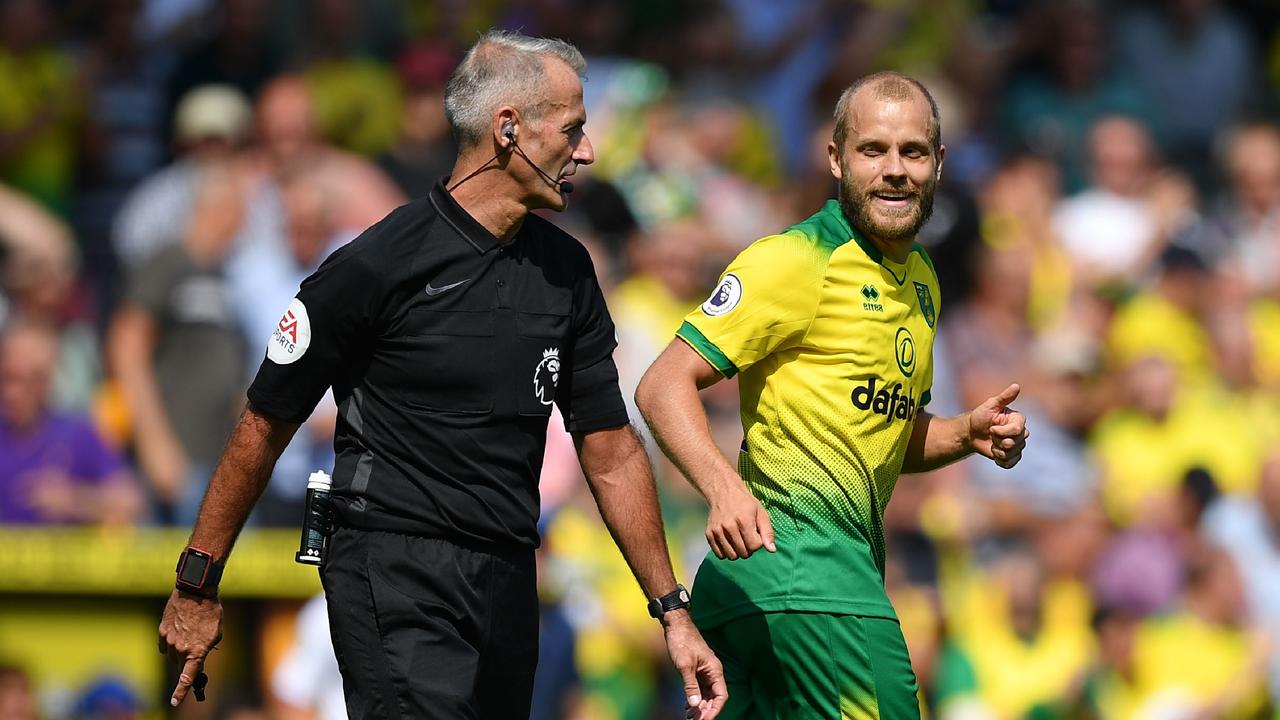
[833,72,941,155]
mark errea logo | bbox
[861,284,883,312]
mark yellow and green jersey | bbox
[678,200,940,626]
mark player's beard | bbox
[837,163,937,246]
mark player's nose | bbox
[882,150,907,179]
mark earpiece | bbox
[451,118,572,194]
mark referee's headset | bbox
[447,121,574,194]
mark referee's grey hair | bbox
[444,30,587,149]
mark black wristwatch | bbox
[648,584,692,620]
[175,546,224,599]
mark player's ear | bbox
[935,143,946,182]
[828,141,843,181]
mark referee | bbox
[159,30,727,719]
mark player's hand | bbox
[967,383,1030,469]
[706,483,776,560]
[662,610,728,719]
[158,588,223,706]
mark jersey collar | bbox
[821,200,910,285]
[430,179,503,254]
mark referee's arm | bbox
[573,424,683,601]
[158,404,300,706]
[573,423,729,718]
[186,403,300,561]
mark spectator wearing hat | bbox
[108,163,247,525]
[111,84,253,270]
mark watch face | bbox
[180,552,210,585]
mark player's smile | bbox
[869,189,917,214]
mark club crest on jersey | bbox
[267,297,311,364]
[913,282,936,328]
[533,347,560,405]
[701,273,743,317]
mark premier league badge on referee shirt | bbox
[701,273,743,316]
[533,347,560,405]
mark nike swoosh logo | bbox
[425,279,469,296]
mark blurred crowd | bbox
[3,0,1280,718]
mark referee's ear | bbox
[492,106,519,151]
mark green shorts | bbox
[700,611,921,720]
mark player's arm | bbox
[573,424,728,719]
[636,339,777,560]
[158,404,300,707]
[901,383,1029,473]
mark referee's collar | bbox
[430,178,503,254]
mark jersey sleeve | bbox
[247,245,385,423]
[677,233,826,377]
[556,250,629,433]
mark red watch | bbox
[175,547,224,598]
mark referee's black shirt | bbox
[247,181,629,548]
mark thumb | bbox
[758,506,776,552]
[681,667,702,709]
[992,383,1020,408]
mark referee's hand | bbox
[706,483,777,560]
[158,589,223,706]
[662,610,729,719]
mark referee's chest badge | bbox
[701,273,743,317]
[534,347,561,405]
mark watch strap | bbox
[648,584,691,620]
[175,547,224,598]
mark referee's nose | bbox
[573,133,595,166]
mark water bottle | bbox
[295,470,333,566]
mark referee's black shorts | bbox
[320,526,539,719]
